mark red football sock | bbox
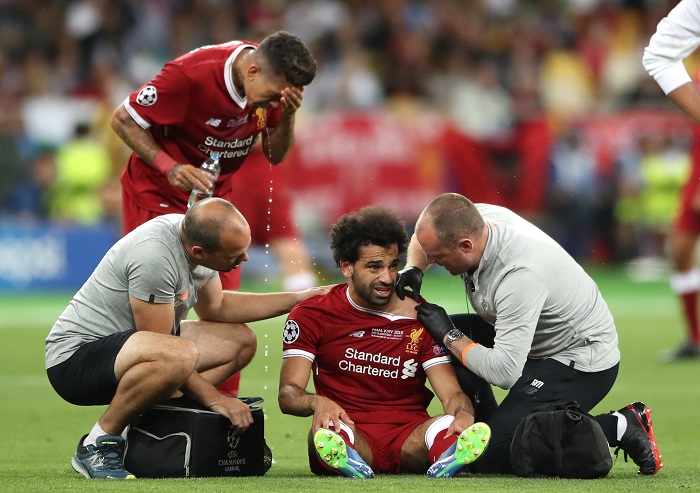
[429,431,458,462]
[680,291,700,345]
[217,372,241,397]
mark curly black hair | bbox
[330,205,408,267]
[257,31,317,86]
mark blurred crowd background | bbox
[0,0,697,282]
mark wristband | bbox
[461,342,480,366]
[152,151,178,175]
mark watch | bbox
[444,328,464,350]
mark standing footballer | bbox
[111,31,316,292]
[112,31,316,397]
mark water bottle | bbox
[187,152,221,208]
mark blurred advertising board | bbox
[0,222,117,291]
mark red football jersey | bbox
[120,40,283,213]
[282,284,451,415]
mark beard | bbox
[351,271,392,308]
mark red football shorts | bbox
[230,161,301,245]
[308,410,430,475]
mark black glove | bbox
[395,266,424,301]
[416,301,454,343]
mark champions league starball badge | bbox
[282,320,300,344]
[136,85,158,106]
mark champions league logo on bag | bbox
[221,429,247,469]
[226,428,242,460]
[227,429,241,450]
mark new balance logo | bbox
[348,330,365,338]
[205,118,221,127]
[518,378,545,395]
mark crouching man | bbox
[46,198,327,479]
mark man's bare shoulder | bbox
[386,295,420,319]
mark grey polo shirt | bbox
[45,214,218,369]
[462,204,620,389]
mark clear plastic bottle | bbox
[187,152,221,208]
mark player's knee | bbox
[242,324,257,350]
[167,338,199,380]
[236,324,257,364]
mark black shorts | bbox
[46,330,137,406]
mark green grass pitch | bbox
[1,267,698,492]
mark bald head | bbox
[181,198,250,253]
[416,193,485,246]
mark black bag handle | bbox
[541,411,563,471]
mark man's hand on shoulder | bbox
[395,266,423,301]
[416,301,454,344]
[296,284,333,303]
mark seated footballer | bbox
[278,205,490,478]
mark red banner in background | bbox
[284,111,446,226]
[440,119,553,214]
[239,108,691,232]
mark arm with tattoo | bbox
[111,104,213,193]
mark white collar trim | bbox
[225,44,256,108]
[344,285,413,321]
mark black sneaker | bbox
[661,340,700,363]
[614,402,662,475]
[71,434,135,479]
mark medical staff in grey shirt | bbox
[45,198,327,480]
[396,193,662,476]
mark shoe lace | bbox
[613,446,629,465]
[98,443,126,471]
